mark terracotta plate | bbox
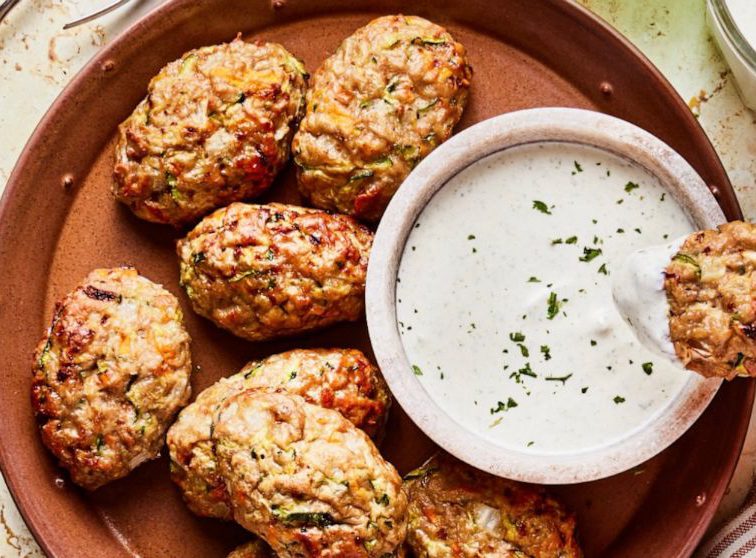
[0,1,752,557]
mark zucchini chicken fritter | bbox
[167,348,391,519]
[113,37,307,226]
[213,390,407,558]
[177,202,373,341]
[293,15,472,221]
[404,454,582,558]
[31,268,192,490]
[665,220,756,378]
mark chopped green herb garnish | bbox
[545,373,573,384]
[581,387,589,394]
[527,276,541,283]
[540,345,552,360]
[518,344,529,357]
[616,228,625,233]
[565,236,578,244]
[467,234,476,240]
[590,339,597,346]
[490,397,519,414]
[533,200,552,215]
[598,263,609,275]
[613,395,626,404]
[625,181,640,193]
[573,161,583,173]
[546,292,562,320]
[579,247,603,262]
[642,362,654,375]
[510,363,537,381]
[411,365,423,376]
[551,238,563,245]
[509,332,525,342]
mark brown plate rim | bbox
[0,0,752,556]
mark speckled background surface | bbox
[0,0,754,555]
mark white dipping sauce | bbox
[612,236,686,362]
[396,142,694,454]
[728,0,756,50]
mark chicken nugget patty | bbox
[665,220,756,378]
[177,202,373,341]
[213,390,407,558]
[404,454,582,558]
[31,268,192,490]
[293,15,472,221]
[167,348,391,519]
[114,37,307,226]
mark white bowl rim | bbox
[365,107,725,484]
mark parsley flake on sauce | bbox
[510,363,537,382]
[411,365,423,376]
[546,292,563,320]
[642,362,654,375]
[545,373,572,384]
[533,200,552,214]
[613,395,626,404]
[573,161,583,173]
[490,397,518,415]
[598,263,609,275]
[579,247,603,262]
[565,236,578,244]
[540,345,552,360]
[527,276,541,283]
[624,181,640,193]
[509,332,526,342]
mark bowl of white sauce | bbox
[366,108,725,483]
[708,0,756,110]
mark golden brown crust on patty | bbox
[31,268,192,490]
[665,221,756,379]
[404,454,582,558]
[293,14,472,221]
[177,202,373,341]
[113,37,307,226]
[167,348,391,520]
[213,390,407,558]
[227,540,275,558]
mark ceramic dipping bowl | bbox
[366,107,725,484]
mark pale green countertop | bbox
[0,0,754,555]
